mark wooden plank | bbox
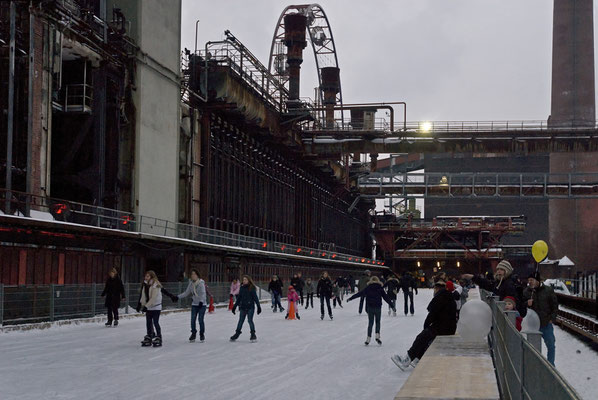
[58,253,65,285]
[18,249,27,285]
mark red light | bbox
[297,248,302,253]
[361,259,365,263]
[262,242,267,248]
[310,251,314,255]
[322,252,326,257]
[122,215,131,225]
[281,245,286,251]
[54,203,67,215]
[348,257,352,261]
[332,254,336,258]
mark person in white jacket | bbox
[174,269,207,342]
[139,270,163,346]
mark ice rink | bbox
[0,289,433,400]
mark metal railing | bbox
[481,289,582,400]
[0,189,378,262]
[0,281,273,326]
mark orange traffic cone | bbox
[208,296,215,313]
[228,295,234,311]
[287,301,296,320]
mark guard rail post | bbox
[0,283,3,326]
[50,284,55,321]
[91,283,97,317]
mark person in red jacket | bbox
[504,296,522,331]
[285,286,301,320]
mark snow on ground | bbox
[547,326,598,400]
[0,290,434,400]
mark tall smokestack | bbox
[284,13,307,107]
[549,0,595,127]
[320,67,340,128]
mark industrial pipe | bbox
[5,1,16,214]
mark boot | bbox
[189,331,197,342]
[296,313,300,320]
[391,354,412,371]
[250,331,257,342]
[199,332,205,342]
[321,314,324,320]
[141,335,153,347]
[329,314,333,320]
[365,336,371,346]
[113,320,119,327]
[105,320,112,327]
[375,333,382,346]
[230,331,241,342]
[152,336,162,347]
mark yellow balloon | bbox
[532,240,548,263]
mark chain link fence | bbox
[0,281,272,326]
[481,289,582,400]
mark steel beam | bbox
[5,1,16,214]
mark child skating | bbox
[138,271,163,347]
[230,275,262,342]
[285,285,301,320]
[173,269,207,342]
[347,276,394,346]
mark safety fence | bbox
[481,290,582,400]
[0,281,273,326]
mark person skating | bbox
[347,276,394,345]
[400,271,418,316]
[172,269,207,342]
[305,277,315,309]
[101,267,125,327]
[383,274,400,316]
[391,278,457,370]
[317,271,334,320]
[230,278,240,303]
[138,271,163,347]
[268,275,284,312]
[285,285,301,320]
[332,282,344,308]
[523,271,558,365]
[357,270,372,314]
[230,275,262,342]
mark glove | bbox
[232,307,236,315]
[142,306,148,313]
[135,303,141,313]
[257,307,262,315]
[171,295,179,302]
[198,302,204,308]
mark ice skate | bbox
[105,321,112,327]
[199,333,205,342]
[375,333,382,346]
[364,336,371,346]
[250,332,257,342]
[321,314,324,320]
[152,336,162,347]
[230,331,241,341]
[410,358,420,368]
[329,314,333,320]
[113,320,119,327]
[189,331,196,342]
[296,313,300,320]
[391,354,412,371]
[141,335,153,347]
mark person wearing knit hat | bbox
[461,259,519,302]
[523,271,558,365]
[503,296,522,331]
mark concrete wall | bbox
[111,0,182,223]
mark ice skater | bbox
[173,269,207,342]
[101,267,125,327]
[317,271,333,320]
[357,270,372,314]
[391,278,456,369]
[137,271,164,347]
[400,271,418,316]
[268,275,284,313]
[230,275,262,342]
[332,282,344,308]
[305,277,315,309]
[285,285,301,320]
[347,276,394,345]
[383,274,400,316]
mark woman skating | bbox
[101,267,125,327]
[230,275,262,342]
[173,269,207,342]
[383,274,400,317]
[347,276,394,346]
[305,277,315,309]
[317,271,333,320]
[138,271,163,347]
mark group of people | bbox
[100,259,559,368]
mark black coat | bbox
[268,279,283,295]
[102,276,125,308]
[400,274,418,294]
[234,284,261,311]
[424,288,457,335]
[383,277,401,300]
[348,281,393,309]
[290,277,304,291]
[473,275,517,301]
[317,277,333,297]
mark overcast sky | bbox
[181,0,598,122]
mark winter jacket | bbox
[383,277,401,300]
[234,284,261,311]
[101,276,125,308]
[305,281,316,294]
[332,285,342,298]
[178,279,207,306]
[335,277,347,288]
[423,288,457,336]
[288,289,299,303]
[522,284,558,328]
[268,279,283,295]
[400,274,418,295]
[348,280,393,310]
[291,277,304,291]
[473,274,518,301]
[230,281,240,296]
[358,274,371,291]
[140,282,162,311]
[317,277,333,297]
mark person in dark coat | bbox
[268,275,284,313]
[317,271,334,320]
[383,275,401,316]
[400,271,419,316]
[297,272,305,305]
[101,268,125,327]
[523,271,558,365]
[357,270,372,314]
[391,278,457,370]
[462,260,518,301]
[348,276,395,345]
[230,275,262,342]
